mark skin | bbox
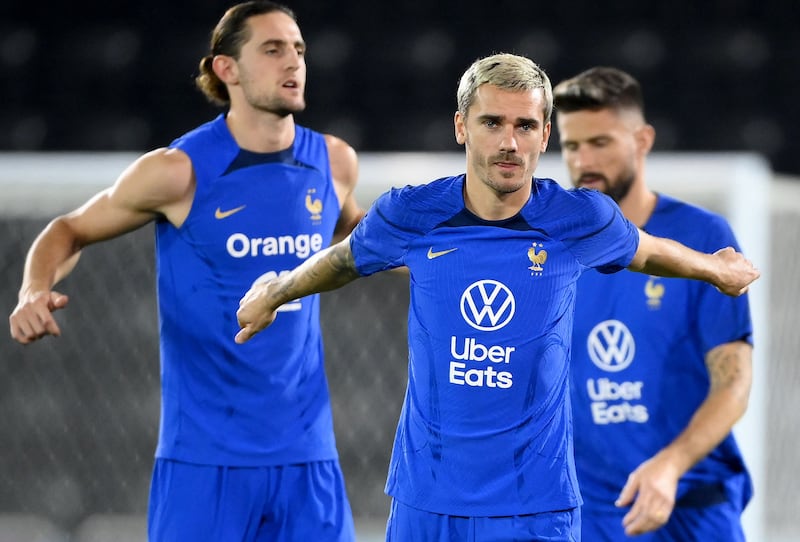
[9,11,363,344]
[454,84,551,220]
[234,83,759,345]
[557,105,753,535]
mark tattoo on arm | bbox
[706,341,752,395]
[276,240,360,304]
[327,241,359,280]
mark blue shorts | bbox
[148,458,355,542]
[582,476,749,542]
[386,499,580,542]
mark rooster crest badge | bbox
[527,242,548,275]
[305,188,323,222]
[645,276,665,309]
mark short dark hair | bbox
[195,1,297,106]
[553,66,644,116]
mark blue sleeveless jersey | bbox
[154,114,341,466]
[350,175,639,516]
[570,194,753,513]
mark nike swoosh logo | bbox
[427,247,458,259]
[215,205,246,219]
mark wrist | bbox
[19,282,49,301]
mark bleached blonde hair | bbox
[456,53,553,122]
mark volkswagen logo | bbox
[587,319,635,372]
[460,280,515,331]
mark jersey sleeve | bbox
[349,187,413,276]
[564,189,640,273]
[691,215,754,350]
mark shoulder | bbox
[534,178,608,204]
[354,177,463,262]
[383,175,462,208]
[133,147,193,182]
[171,115,227,149]
[653,193,738,246]
[323,133,358,191]
[117,147,195,208]
[369,175,463,226]
[657,193,728,225]
[323,132,355,157]
[531,179,619,218]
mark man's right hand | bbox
[235,283,279,345]
[9,290,69,344]
[712,246,760,296]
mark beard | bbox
[578,166,635,204]
[253,96,306,117]
[605,170,635,203]
[239,78,306,117]
[472,150,530,194]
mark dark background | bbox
[1,2,800,538]
[1,0,798,174]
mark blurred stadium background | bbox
[1,0,798,541]
[0,1,798,177]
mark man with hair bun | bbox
[9,2,363,540]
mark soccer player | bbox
[553,66,753,541]
[234,53,759,541]
[8,2,363,541]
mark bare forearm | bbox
[628,231,758,296]
[20,218,83,296]
[657,341,752,475]
[235,238,360,343]
[628,233,713,281]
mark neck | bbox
[225,107,296,153]
[618,182,658,228]
[463,176,532,221]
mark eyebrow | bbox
[478,114,539,125]
[562,134,613,145]
[258,38,306,49]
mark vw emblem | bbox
[460,279,515,331]
[587,319,635,372]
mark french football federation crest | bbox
[645,276,664,309]
[527,242,547,275]
[305,189,322,222]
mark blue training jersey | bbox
[350,175,639,516]
[154,114,341,466]
[570,193,753,512]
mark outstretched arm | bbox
[616,340,752,535]
[235,238,361,344]
[9,148,195,344]
[628,230,759,295]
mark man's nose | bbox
[499,126,518,152]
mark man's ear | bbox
[212,55,238,85]
[454,111,466,145]
[541,121,551,152]
[636,123,656,155]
